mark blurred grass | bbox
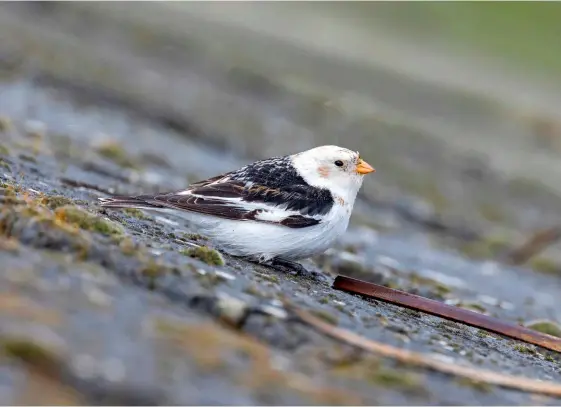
[340,2,561,79]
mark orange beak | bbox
[355,158,375,175]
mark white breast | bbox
[163,202,352,262]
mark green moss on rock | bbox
[0,116,12,133]
[311,309,339,325]
[0,159,11,170]
[459,234,511,259]
[370,368,420,390]
[526,320,561,338]
[184,233,208,241]
[529,257,559,275]
[513,344,538,355]
[39,195,74,210]
[456,377,492,393]
[55,205,123,237]
[0,337,59,371]
[124,208,149,220]
[96,141,138,169]
[180,246,224,266]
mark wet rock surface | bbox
[1,3,561,405]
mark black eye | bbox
[334,160,344,167]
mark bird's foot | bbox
[271,258,307,275]
[270,258,328,283]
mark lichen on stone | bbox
[95,140,138,169]
[180,246,224,266]
[54,205,124,237]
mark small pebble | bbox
[376,255,400,269]
[480,261,500,276]
[101,358,126,382]
[216,294,249,326]
[85,286,112,307]
[215,270,236,281]
[154,216,178,226]
[430,353,455,364]
[0,115,12,132]
[72,353,99,380]
[24,120,46,138]
[477,294,500,307]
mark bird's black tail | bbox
[99,196,163,210]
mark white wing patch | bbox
[255,208,293,222]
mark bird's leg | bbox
[241,256,327,283]
[271,258,329,284]
[270,258,308,275]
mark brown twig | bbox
[505,227,561,265]
[287,303,561,397]
[332,275,561,353]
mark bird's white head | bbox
[291,145,375,203]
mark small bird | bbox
[100,145,374,272]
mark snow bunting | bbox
[100,145,374,268]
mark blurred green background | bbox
[338,2,561,78]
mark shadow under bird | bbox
[100,145,375,273]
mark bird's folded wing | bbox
[136,180,332,228]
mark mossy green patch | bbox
[0,337,59,371]
[459,234,511,259]
[0,183,16,197]
[140,258,164,290]
[55,205,123,237]
[124,208,149,220]
[197,272,229,288]
[544,354,556,362]
[0,116,12,133]
[119,237,137,256]
[370,367,420,389]
[478,202,508,223]
[526,320,561,338]
[141,258,162,279]
[0,181,20,193]
[476,329,490,338]
[180,246,224,266]
[332,356,423,393]
[39,195,74,210]
[410,272,451,296]
[19,153,37,163]
[456,377,492,393]
[96,141,138,169]
[529,257,559,275]
[260,273,280,284]
[243,284,262,297]
[457,302,487,314]
[1,205,73,241]
[0,144,10,156]
[183,233,208,241]
[311,309,339,325]
[434,282,451,296]
[513,344,538,355]
[0,159,10,170]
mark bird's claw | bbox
[271,258,329,283]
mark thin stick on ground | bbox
[505,227,561,266]
[287,303,561,397]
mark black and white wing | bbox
[100,156,334,229]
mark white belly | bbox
[152,205,351,261]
